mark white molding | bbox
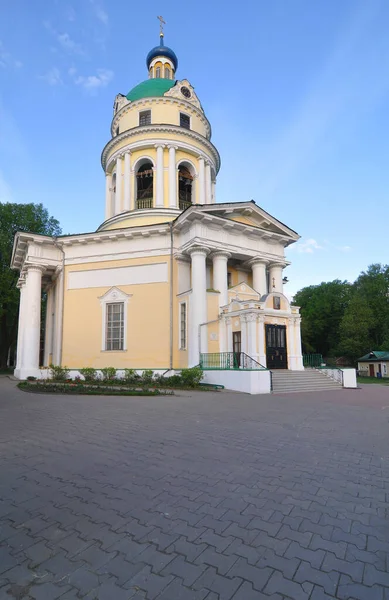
[68,262,168,290]
[111,94,210,139]
[178,300,187,350]
[102,125,220,173]
[99,287,131,352]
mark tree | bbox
[293,280,352,356]
[338,295,374,361]
[0,203,61,368]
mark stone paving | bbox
[0,376,389,599]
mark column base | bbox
[288,356,304,370]
[14,366,43,380]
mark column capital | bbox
[241,314,248,323]
[124,149,132,156]
[167,144,178,150]
[246,312,258,322]
[247,257,269,267]
[210,250,231,260]
[198,155,205,162]
[269,261,287,269]
[225,316,232,325]
[25,264,46,275]
[154,143,166,149]
[16,278,26,289]
[257,315,265,323]
[187,245,210,258]
[174,252,191,263]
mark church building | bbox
[11,29,304,384]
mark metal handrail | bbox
[199,352,267,370]
[316,366,344,385]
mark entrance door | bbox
[369,364,375,377]
[266,324,288,369]
[233,331,241,368]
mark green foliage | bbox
[79,367,97,382]
[141,369,154,384]
[0,202,61,368]
[293,280,352,356]
[49,364,70,381]
[180,366,204,387]
[101,367,117,382]
[18,381,171,396]
[123,368,140,384]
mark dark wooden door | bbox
[266,324,288,369]
[369,364,375,377]
[233,331,241,368]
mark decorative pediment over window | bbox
[164,79,202,110]
[98,287,132,305]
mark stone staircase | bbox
[271,369,343,394]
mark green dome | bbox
[126,79,176,102]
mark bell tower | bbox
[99,25,220,231]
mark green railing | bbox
[200,352,266,370]
[303,353,323,368]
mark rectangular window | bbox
[155,67,161,78]
[139,110,151,126]
[106,302,124,351]
[273,296,281,310]
[180,112,190,129]
[227,272,232,288]
[179,302,187,350]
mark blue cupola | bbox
[146,34,178,72]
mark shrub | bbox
[27,376,36,381]
[180,366,203,387]
[49,364,70,381]
[123,368,139,384]
[101,367,117,382]
[141,369,154,385]
[74,376,82,383]
[80,367,97,382]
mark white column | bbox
[198,157,205,204]
[43,286,53,367]
[155,144,164,207]
[124,151,131,212]
[287,318,295,370]
[188,247,208,366]
[19,265,44,379]
[219,317,226,353]
[211,181,216,204]
[115,155,122,214]
[250,259,268,297]
[226,317,233,352]
[257,316,267,367]
[53,268,64,366]
[105,172,112,220]
[168,145,177,208]
[14,279,26,376]
[269,262,284,293]
[294,317,304,370]
[241,315,248,356]
[205,162,212,204]
[212,251,230,308]
[247,313,257,360]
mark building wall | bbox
[62,255,171,369]
[358,361,389,377]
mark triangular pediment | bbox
[228,282,260,301]
[99,286,131,304]
[203,202,299,239]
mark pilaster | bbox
[123,151,131,212]
[168,145,177,208]
[115,155,123,215]
[155,144,165,207]
[187,246,209,366]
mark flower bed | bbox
[18,381,173,396]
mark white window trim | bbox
[179,112,191,129]
[179,301,187,350]
[99,287,131,351]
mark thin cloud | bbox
[73,68,113,92]
[40,67,63,86]
[0,41,22,69]
[0,170,13,203]
[291,238,324,254]
[338,245,352,252]
[44,21,84,56]
[90,0,109,25]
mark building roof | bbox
[358,350,389,362]
[126,78,176,102]
[146,35,178,70]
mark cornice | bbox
[111,95,211,139]
[101,125,221,173]
[97,208,180,231]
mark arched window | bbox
[136,162,153,209]
[165,67,170,79]
[111,172,116,214]
[178,165,193,210]
[155,66,161,78]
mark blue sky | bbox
[1,0,389,297]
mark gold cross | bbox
[157,15,166,35]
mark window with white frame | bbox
[180,112,190,129]
[155,66,161,78]
[139,110,151,126]
[179,302,187,350]
[106,302,124,350]
[165,66,171,79]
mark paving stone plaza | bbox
[0,377,388,599]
